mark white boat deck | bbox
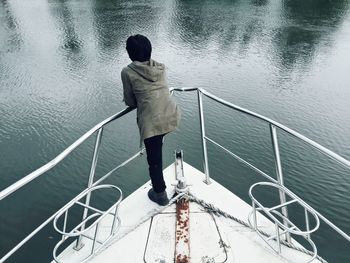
[56,162,321,263]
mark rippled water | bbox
[1,0,350,262]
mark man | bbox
[121,34,180,205]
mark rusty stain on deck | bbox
[175,198,190,263]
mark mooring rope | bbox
[186,192,328,263]
[88,190,327,263]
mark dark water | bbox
[1,0,350,262]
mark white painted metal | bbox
[145,214,176,262]
[52,184,122,263]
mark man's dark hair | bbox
[126,34,152,62]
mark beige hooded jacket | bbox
[121,59,180,145]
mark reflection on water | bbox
[1,0,350,262]
[275,0,349,69]
[48,0,86,75]
[92,0,126,54]
[251,0,268,7]
[0,0,22,53]
[51,0,82,51]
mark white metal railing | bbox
[172,87,350,244]
[0,87,349,262]
[53,184,122,263]
[0,107,135,202]
[248,182,320,262]
[0,106,138,263]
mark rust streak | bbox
[175,198,190,263]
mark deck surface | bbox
[56,162,321,263]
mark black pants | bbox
[144,134,166,193]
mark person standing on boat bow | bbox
[121,34,180,206]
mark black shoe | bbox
[148,189,169,206]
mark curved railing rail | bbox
[248,182,320,262]
[172,87,350,169]
[172,87,350,243]
[0,106,137,263]
[0,87,349,262]
[53,184,122,263]
[0,107,135,202]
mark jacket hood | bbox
[128,59,165,82]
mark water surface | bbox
[1,0,350,262]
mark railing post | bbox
[74,127,104,250]
[91,223,100,254]
[305,208,310,239]
[275,223,281,254]
[252,202,257,230]
[197,89,211,184]
[270,124,291,242]
[62,210,69,241]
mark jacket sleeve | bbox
[121,69,137,107]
